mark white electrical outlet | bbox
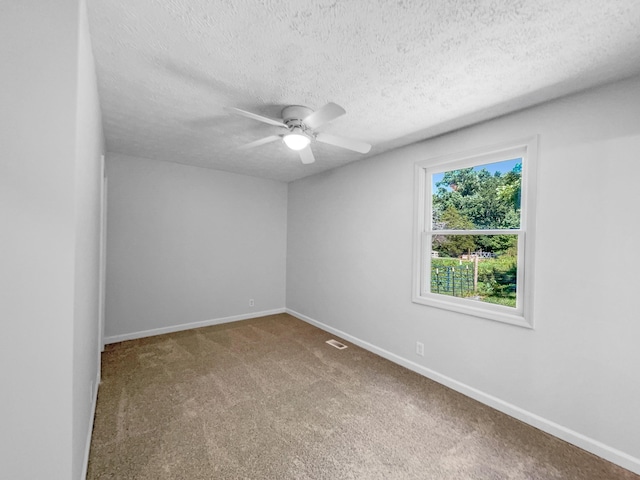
[249,299,254,307]
[416,341,424,356]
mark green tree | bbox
[440,205,474,229]
[432,162,522,254]
[434,206,476,257]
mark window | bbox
[412,136,538,328]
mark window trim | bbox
[412,136,538,328]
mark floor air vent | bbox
[326,339,348,350]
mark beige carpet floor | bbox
[88,313,638,479]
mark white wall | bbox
[287,76,640,472]
[0,1,103,479]
[73,0,105,478]
[105,154,287,341]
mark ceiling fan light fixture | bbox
[283,130,311,151]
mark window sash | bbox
[421,231,525,316]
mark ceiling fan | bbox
[224,102,371,164]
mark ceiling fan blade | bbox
[303,102,346,129]
[224,107,287,128]
[238,135,281,150]
[315,132,371,154]
[298,146,316,164]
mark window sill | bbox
[412,293,533,329]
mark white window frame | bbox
[412,136,538,328]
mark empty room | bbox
[3,1,640,479]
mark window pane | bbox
[429,234,518,308]
[432,159,522,230]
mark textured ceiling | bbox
[87,0,640,182]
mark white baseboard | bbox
[286,308,640,475]
[104,308,287,344]
[81,372,100,480]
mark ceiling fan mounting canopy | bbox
[281,105,314,124]
[225,102,372,165]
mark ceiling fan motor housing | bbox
[282,105,315,136]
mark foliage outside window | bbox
[413,137,538,327]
